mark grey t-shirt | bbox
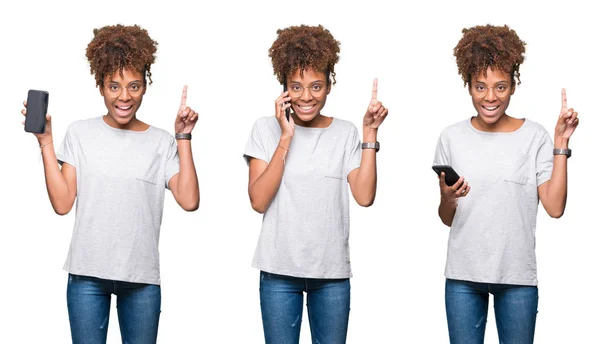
[433,118,554,286]
[244,117,362,279]
[57,116,180,285]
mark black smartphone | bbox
[283,82,290,121]
[24,89,49,134]
[432,165,461,186]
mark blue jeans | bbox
[445,279,538,344]
[66,274,161,344]
[259,271,350,344]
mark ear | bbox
[326,81,332,95]
[99,85,104,96]
[467,82,473,96]
[510,84,516,95]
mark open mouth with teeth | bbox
[115,105,134,117]
[481,104,501,116]
[294,104,317,115]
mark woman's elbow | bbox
[355,194,375,207]
[548,209,565,219]
[53,204,73,216]
[250,200,266,214]
[182,201,199,212]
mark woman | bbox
[20,24,199,343]
[433,24,579,343]
[243,24,388,344]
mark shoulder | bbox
[331,118,359,135]
[438,118,471,139]
[65,116,103,135]
[248,116,280,139]
[252,116,278,130]
[521,118,549,133]
[146,126,178,148]
[520,119,551,141]
[149,125,172,138]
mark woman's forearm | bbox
[350,128,378,207]
[248,137,290,214]
[438,198,457,227]
[541,137,568,218]
[175,140,199,211]
[41,140,76,215]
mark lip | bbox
[114,104,134,118]
[480,104,501,117]
[294,103,317,115]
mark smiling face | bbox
[286,67,331,126]
[100,68,146,128]
[469,67,515,125]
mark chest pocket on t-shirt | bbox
[135,153,162,185]
[502,154,530,186]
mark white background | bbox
[1,0,598,343]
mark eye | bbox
[291,85,301,92]
[496,85,507,92]
[475,85,485,92]
[130,84,141,91]
[109,85,120,92]
[312,84,323,92]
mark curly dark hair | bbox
[86,24,158,87]
[269,24,340,85]
[454,24,526,86]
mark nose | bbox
[484,87,497,102]
[118,87,132,101]
[300,87,313,102]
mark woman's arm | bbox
[169,86,199,211]
[169,139,199,211]
[247,91,293,214]
[348,79,388,207]
[21,104,77,215]
[538,89,579,218]
[437,174,470,227]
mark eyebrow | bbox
[473,80,510,85]
[108,80,144,84]
[289,80,326,85]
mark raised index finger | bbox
[371,78,378,100]
[180,85,188,110]
[561,88,567,111]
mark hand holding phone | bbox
[432,165,461,186]
[24,90,49,134]
[432,164,470,200]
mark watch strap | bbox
[361,141,380,152]
[553,148,571,158]
[175,133,192,140]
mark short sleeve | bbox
[56,124,77,168]
[536,132,554,186]
[165,136,180,189]
[344,124,362,178]
[433,132,451,166]
[243,120,268,165]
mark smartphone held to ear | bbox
[24,90,49,134]
[432,165,461,186]
[283,83,290,121]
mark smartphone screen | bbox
[283,82,290,121]
[24,90,49,134]
[432,165,461,186]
